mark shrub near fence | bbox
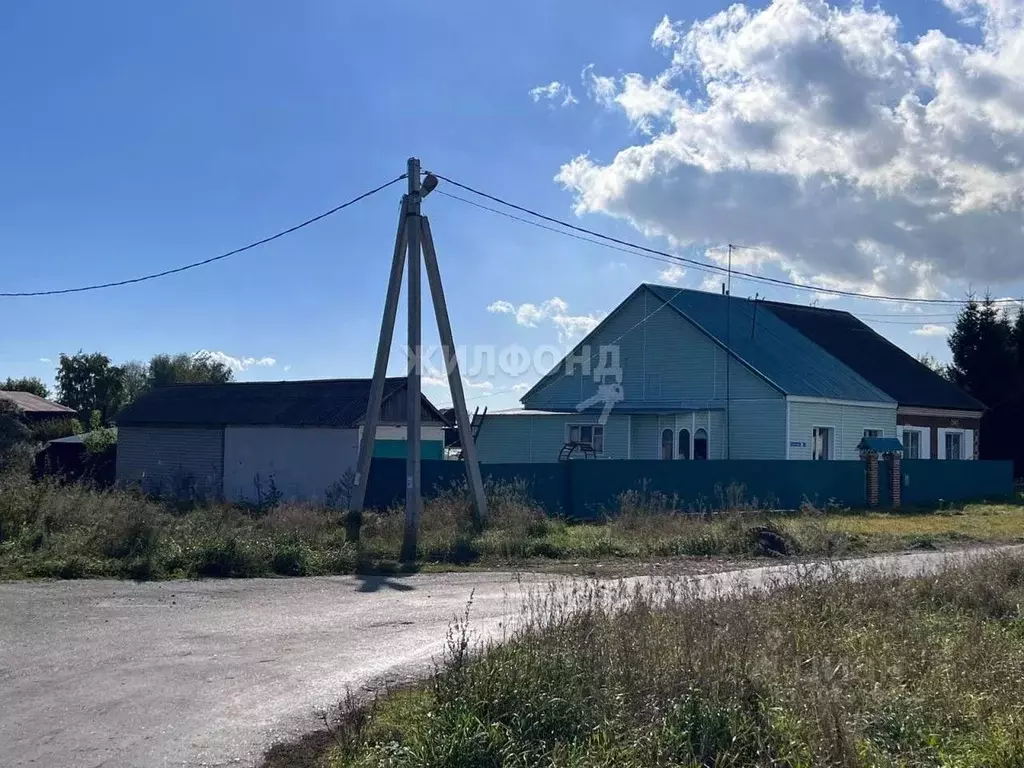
[365,457,1015,517]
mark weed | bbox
[312,554,1024,768]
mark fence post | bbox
[889,453,902,508]
[865,453,879,508]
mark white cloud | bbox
[38,357,51,363]
[582,63,619,107]
[487,300,516,315]
[699,274,726,293]
[528,81,578,107]
[658,264,687,283]
[283,365,292,372]
[487,296,602,340]
[911,324,951,336]
[198,350,277,373]
[422,375,493,391]
[512,382,531,393]
[560,0,1024,298]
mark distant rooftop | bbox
[0,390,76,415]
[116,377,446,428]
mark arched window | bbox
[677,429,690,460]
[661,428,674,460]
[694,428,709,460]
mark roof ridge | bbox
[153,376,406,389]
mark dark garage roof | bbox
[116,377,446,428]
[762,302,985,411]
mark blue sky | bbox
[3,0,1021,411]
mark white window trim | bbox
[862,428,884,439]
[937,428,973,460]
[900,426,929,460]
[659,426,675,460]
[566,423,604,454]
[693,426,710,460]
[812,425,837,461]
[676,426,692,460]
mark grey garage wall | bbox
[222,426,360,503]
[116,425,224,500]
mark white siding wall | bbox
[787,400,897,460]
[475,412,631,463]
[223,426,359,503]
[629,411,726,460]
[116,426,224,499]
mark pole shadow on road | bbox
[354,572,416,593]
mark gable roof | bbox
[116,377,447,428]
[644,284,895,403]
[0,390,76,415]
[762,301,985,411]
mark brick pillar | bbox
[889,453,901,508]
[865,453,879,508]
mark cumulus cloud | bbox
[529,81,578,107]
[488,296,602,340]
[658,264,687,283]
[559,0,1024,298]
[911,324,952,336]
[198,350,277,373]
[512,382,531,393]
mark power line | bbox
[435,190,730,277]
[429,171,1020,307]
[1,175,407,297]
[438,282,697,410]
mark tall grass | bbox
[2,468,1021,580]
[312,554,1024,767]
[0,471,356,579]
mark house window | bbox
[693,428,709,460]
[812,427,833,460]
[567,424,604,454]
[945,431,963,460]
[677,429,690,460]
[902,429,921,459]
[661,428,674,460]
[863,429,882,439]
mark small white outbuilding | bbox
[115,377,446,503]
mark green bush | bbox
[28,417,83,443]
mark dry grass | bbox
[2,469,1023,580]
[302,553,1024,767]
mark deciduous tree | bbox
[56,352,124,423]
[0,376,50,400]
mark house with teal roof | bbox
[475,283,905,463]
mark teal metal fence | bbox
[364,458,1014,518]
[900,459,1014,506]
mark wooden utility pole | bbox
[350,158,487,562]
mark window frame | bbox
[677,428,691,460]
[660,427,674,460]
[900,426,928,459]
[901,428,921,459]
[566,423,604,455]
[812,425,835,461]
[693,427,709,461]
[945,430,963,461]
[863,428,882,439]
